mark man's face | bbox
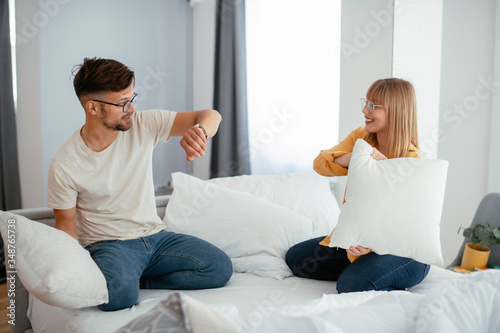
[97,85,136,131]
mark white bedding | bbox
[256,269,500,333]
[27,266,464,333]
[28,271,337,333]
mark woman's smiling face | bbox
[362,95,388,135]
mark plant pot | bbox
[461,242,490,270]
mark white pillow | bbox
[230,256,293,280]
[0,211,108,309]
[163,172,314,279]
[208,172,340,236]
[325,139,448,265]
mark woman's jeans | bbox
[285,236,430,293]
[85,230,233,311]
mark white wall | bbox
[15,0,190,207]
[191,0,216,180]
[489,1,500,194]
[339,0,394,140]
[392,0,443,160]
[438,0,498,265]
[15,0,44,208]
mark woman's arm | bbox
[313,127,368,176]
[333,153,352,168]
[316,138,386,174]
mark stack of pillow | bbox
[163,171,341,279]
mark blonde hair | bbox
[365,78,419,158]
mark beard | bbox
[99,108,132,131]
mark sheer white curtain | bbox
[246,0,341,175]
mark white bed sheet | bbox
[255,269,500,333]
[27,266,458,333]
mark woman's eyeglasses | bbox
[360,98,383,113]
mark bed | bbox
[28,266,496,333]
[2,170,500,333]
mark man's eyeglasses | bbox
[93,93,138,113]
[360,98,383,113]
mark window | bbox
[246,0,341,174]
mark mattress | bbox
[27,266,459,333]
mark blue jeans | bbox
[285,236,430,293]
[85,230,233,311]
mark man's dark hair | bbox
[72,57,135,99]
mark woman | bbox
[285,78,430,293]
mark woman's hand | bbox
[371,147,387,161]
[346,245,371,256]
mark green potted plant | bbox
[460,221,500,270]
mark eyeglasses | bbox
[93,93,138,113]
[360,98,383,113]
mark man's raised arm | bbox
[169,109,222,161]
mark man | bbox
[47,57,232,311]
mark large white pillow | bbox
[163,172,315,279]
[325,139,448,265]
[0,211,108,309]
[208,172,340,236]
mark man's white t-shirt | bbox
[47,110,177,247]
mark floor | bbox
[0,283,10,333]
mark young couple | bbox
[49,57,427,311]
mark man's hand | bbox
[169,109,222,161]
[180,125,208,161]
[346,245,371,256]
